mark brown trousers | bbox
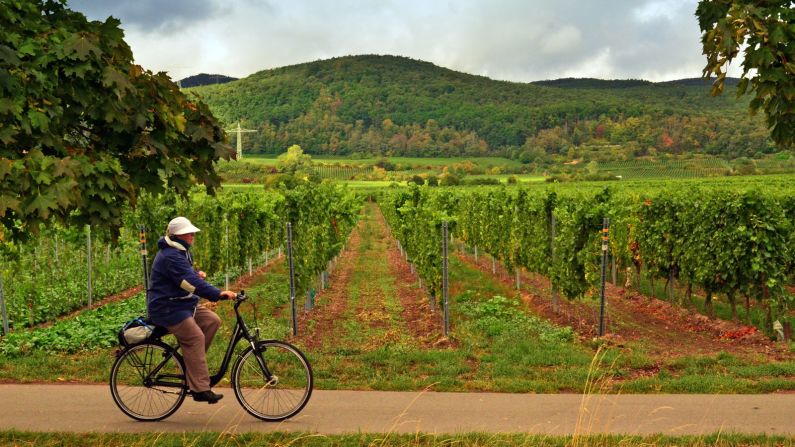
[167,305,222,392]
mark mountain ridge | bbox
[179,73,238,88]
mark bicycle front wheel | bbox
[232,340,313,421]
[110,342,187,421]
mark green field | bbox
[219,183,267,193]
[244,155,524,168]
[470,174,546,183]
[590,158,731,179]
[221,181,402,192]
[339,180,403,188]
[231,153,795,185]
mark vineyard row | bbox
[0,183,360,330]
[379,185,794,330]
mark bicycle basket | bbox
[118,317,155,346]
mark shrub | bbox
[463,177,501,185]
[438,172,461,186]
[374,158,396,171]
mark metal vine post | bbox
[139,225,149,294]
[86,225,92,307]
[0,272,8,335]
[442,221,449,336]
[599,218,610,337]
[286,222,297,336]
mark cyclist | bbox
[147,216,236,404]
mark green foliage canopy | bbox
[697,0,795,149]
[0,0,232,240]
[276,144,313,174]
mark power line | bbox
[226,121,257,160]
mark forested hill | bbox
[188,54,772,160]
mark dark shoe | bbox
[193,390,224,404]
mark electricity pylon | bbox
[226,121,256,160]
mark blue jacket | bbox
[147,236,222,327]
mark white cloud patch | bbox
[562,47,615,79]
[634,0,691,22]
[540,25,583,56]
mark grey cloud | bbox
[66,0,716,82]
[67,0,226,33]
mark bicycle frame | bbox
[140,294,273,392]
[209,297,265,387]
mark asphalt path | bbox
[0,385,793,435]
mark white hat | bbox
[167,217,200,236]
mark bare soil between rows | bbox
[292,203,448,351]
[456,251,792,363]
[291,222,359,351]
[376,206,449,349]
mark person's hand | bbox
[198,271,207,280]
[220,291,236,300]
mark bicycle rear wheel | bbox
[109,341,187,421]
[232,340,313,421]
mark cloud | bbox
[67,0,225,33]
[66,0,739,82]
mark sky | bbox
[67,0,742,84]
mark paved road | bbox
[0,385,793,435]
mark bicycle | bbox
[109,291,313,421]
